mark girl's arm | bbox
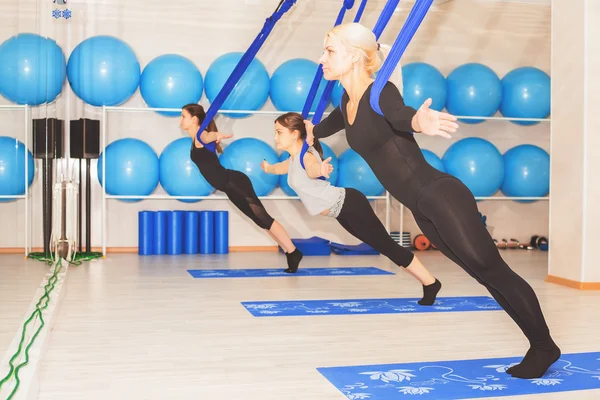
[261,158,290,175]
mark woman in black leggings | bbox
[305,22,560,379]
[180,104,303,272]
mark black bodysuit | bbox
[190,139,274,230]
[314,81,553,351]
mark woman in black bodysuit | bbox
[180,104,303,272]
[306,22,560,379]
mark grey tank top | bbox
[287,147,346,216]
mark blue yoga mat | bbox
[187,267,393,278]
[241,296,501,317]
[318,351,600,399]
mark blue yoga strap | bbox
[197,0,297,141]
[370,0,434,115]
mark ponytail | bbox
[376,43,403,95]
[206,119,223,153]
[312,137,324,159]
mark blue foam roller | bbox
[153,211,169,255]
[138,211,155,255]
[215,210,229,254]
[199,211,215,254]
[184,211,200,254]
[167,210,185,255]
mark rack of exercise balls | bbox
[2,33,547,256]
[83,36,394,257]
[396,62,551,249]
[92,38,549,254]
[0,32,65,256]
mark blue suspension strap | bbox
[309,0,399,125]
[299,0,368,180]
[372,0,401,40]
[370,0,434,115]
[197,0,297,142]
[300,0,357,120]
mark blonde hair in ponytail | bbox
[377,44,404,95]
[327,22,403,94]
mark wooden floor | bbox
[0,257,50,362]
[2,251,600,399]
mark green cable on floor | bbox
[0,259,63,399]
[28,251,103,266]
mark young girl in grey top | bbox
[261,112,441,306]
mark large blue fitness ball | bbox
[402,62,447,112]
[98,138,159,202]
[0,136,35,202]
[446,63,502,124]
[68,35,140,106]
[337,149,384,196]
[219,138,279,196]
[500,67,550,126]
[0,33,66,105]
[501,144,549,201]
[159,137,214,202]
[442,138,504,197]
[204,52,270,118]
[270,58,329,113]
[140,54,203,117]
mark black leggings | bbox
[222,169,274,230]
[414,177,550,345]
[335,188,414,268]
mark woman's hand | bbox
[412,98,459,139]
[320,157,333,179]
[304,120,315,145]
[260,160,271,174]
[213,131,233,143]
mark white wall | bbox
[0,0,551,249]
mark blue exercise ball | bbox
[159,137,215,202]
[278,142,339,196]
[270,58,329,113]
[67,35,140,106]
[442,138,504,197]
[0,33,66,105]
[204,52,270,118]
[501,144,549,201]
[337,148,385,196]
[330,81,345,108]
[500,67,550,126]
[97,138,159,202]
[446,63,502,124]
[0,136,35,203]
[421,149,445,172]
[402,62,447,112]
[219,138,278,196]
[140,54,203,117]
